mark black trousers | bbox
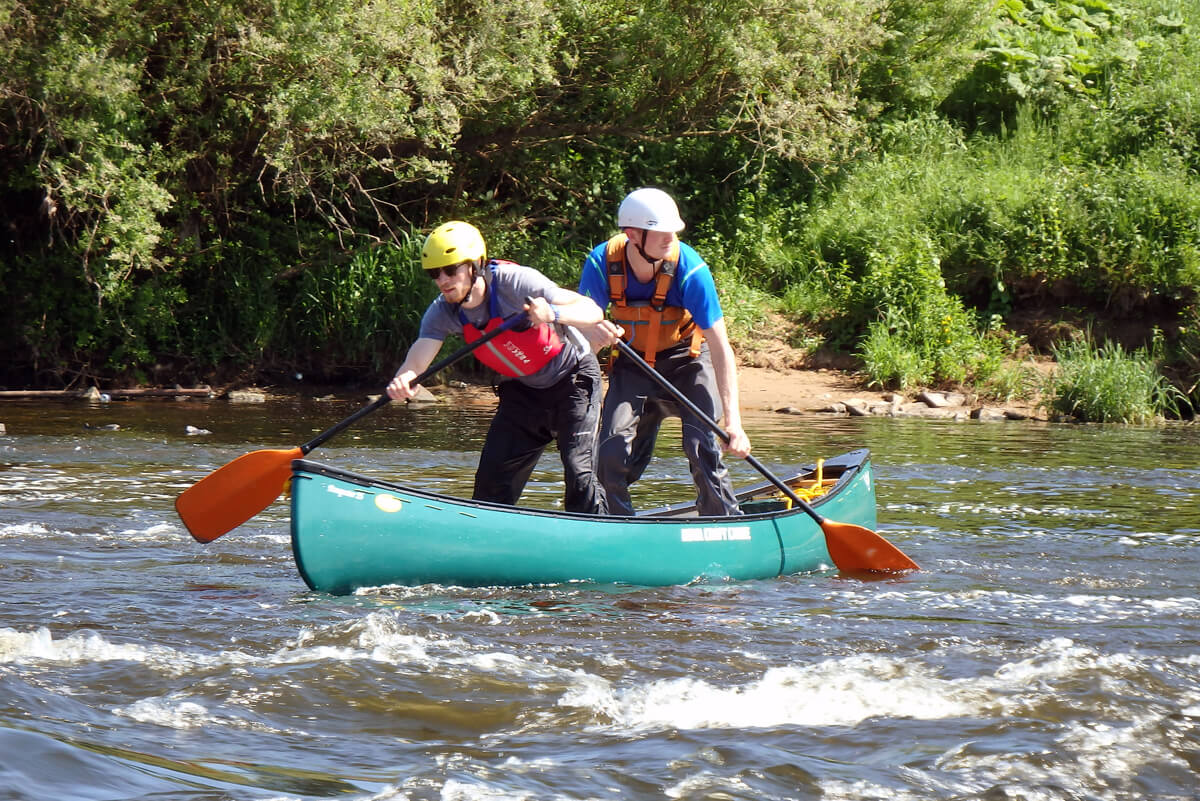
[596,342,740,516]
[473,354,607,514]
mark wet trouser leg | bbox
[596,344,740,516]
[473,383,547,507]
[656,347,740,516]
[552,356,606,514]
[473,356,606,513]
[596,376,668,516]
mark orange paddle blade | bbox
[176,447,303,543]
[822,520,920,572]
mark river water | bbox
[1,394,1197,800]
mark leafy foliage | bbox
[1045,333,1182,422]
[0,0,1197,418]
[850,242,1015,389]
[940,0,1134,132]
[0,0,893,385]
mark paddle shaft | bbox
[299,310,531,454]
[612,339,828,523]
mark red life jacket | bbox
[460,261,565,377]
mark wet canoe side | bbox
[290,449,876,594]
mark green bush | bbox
[939,0,1132,133]
[978,359,1039,403]
[851,242,1015,389]
[1044,334,1182,422]
[274,234,431,381]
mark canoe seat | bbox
[739,498,790,514]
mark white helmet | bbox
[617,187,685,232]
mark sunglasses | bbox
[424,263,464,279]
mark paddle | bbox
[611,339,919,572]
[177,309,533,543]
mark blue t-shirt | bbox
[578,238,723,330]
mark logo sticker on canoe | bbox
[327,484,364,500]
[680,526,751,542]
[374,494,403,513]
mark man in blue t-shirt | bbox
[579,188,751,516]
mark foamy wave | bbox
[114,522,176,541]
[665,772,755,800]
[871,588,1200,625]
[0,521,51,538]
[558,637,1172,733]
[819,779,925,801]
[0,627,167,665]
[0,626,255,674]
[348,612,558,679]
[0,614,514,678]
[916,711,1188,798]
[992,637,1139,687]
[112,695,301,736]
[112,697,216,729]
[560,655,982,730]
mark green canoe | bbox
[289,449,877,594]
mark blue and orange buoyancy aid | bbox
[459,261,565,378]
[606,234,704,366]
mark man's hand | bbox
[523,296,555,326]
[723,424,751,458]
[579,319,624,353]
[386,370,421,401]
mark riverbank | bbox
[401,362,1047,423]
[0,348,1048,422]
[734,365,1045,421]
[0,363,1045,422]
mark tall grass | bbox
[1044,335,1182,423]
[278,232,431,380]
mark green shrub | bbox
[859,325,932,389]
[713,269,777,345]
[276,234,431,380]
[852,242,1015,389]
[939,0,1132,133]
[1044,334,1182,422]
[978,359,1039,403]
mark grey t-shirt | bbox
[417,262,586,388]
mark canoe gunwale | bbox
[289,447,869,524]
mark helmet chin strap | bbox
[631,229,663,270]
[453,258,488,312]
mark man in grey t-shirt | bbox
[387,221,616,513]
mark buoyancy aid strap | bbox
[641,255,678,358]
[610,306,703,366]
[650,255,675,310]
[606,234,628,303]
[605,234,680,305]
[642,296,664,361]
[605,234,696,366]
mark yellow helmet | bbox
[422,221,486,271]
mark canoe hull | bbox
[290,449,876,594]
